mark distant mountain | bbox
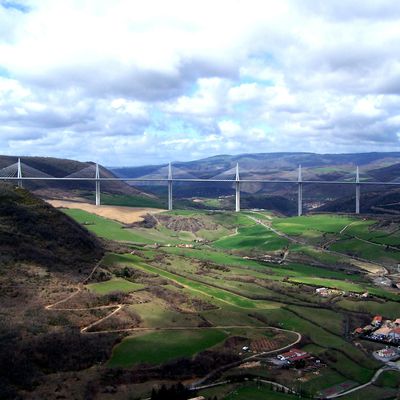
[0,155,156,201]
[111,152,400,214]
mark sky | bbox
[1,0,400,166]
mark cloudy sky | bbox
[1,0,400,165]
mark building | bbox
[277,348,309,362]
[374,347,399,362]
[372,315,383,326]
[374,326,392,336]
[388,327,400,340]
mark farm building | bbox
[277,348,309,362]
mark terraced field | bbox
[62,208,400,399]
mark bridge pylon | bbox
[168,162,173,211]
[17,158,22,188]
[235,163,240,212]
[95,163,101,206]
[355,166,360,214]
[297,164,303,216]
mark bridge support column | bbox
[297,165,302,216]
[17,158,23,188]
[235,163,240,212]
[355,166,360,214]
[95,163,101,206]
[168,162,173,211]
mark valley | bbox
[33,200,400,399]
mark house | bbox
[374,326,392,336]
[388,327,400,340]
[372,315,383,326]
[394,318,400,326]
[277,348,309,362]
[376,347,398,358]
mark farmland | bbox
[59,206,400,399]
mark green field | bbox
[87,193,165,208]
[108,329,228,368]
[213,224,289,251]
[87,277,145,294]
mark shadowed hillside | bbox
[0,184,117,399]
[0,183,103,268]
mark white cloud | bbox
[1,0,400,165]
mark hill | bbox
[0,184,116,399]
[0,155,158,204]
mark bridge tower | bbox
[297,164,303,216]
[168,162,173,211]
[235,163,240,212]
[355,166,360,214]
[17,158,23,188]
[95,163,101,206]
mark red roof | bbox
[372,315,383,322]
[279,348,308,360]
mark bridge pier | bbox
[95,163,101,206]
[297,165,302,216]
[168,162,173,211]
[235,163,240,212]
[17,158,22,188]
[355,166,360,214]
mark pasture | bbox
[108,329,228,368]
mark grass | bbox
[301,369,348,393]
[330,238,400,263]
[87,193,165,208]
[213,224,289,251]
[272,215,356,236]
[339,385,398,400]
[86,278,145,294]
[108,329,228,368]
[337,299,400,319]
[58,207,393,395]
[375,370,400,388]
[288,276,365,292]
[104,253,270,309]
[288,305,344,335]
[222,383,298,400]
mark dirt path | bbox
[47,200,164,224]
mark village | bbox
[354,315,400,361]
